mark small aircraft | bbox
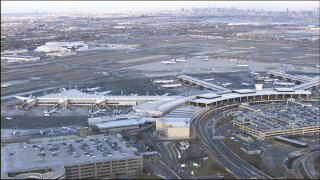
[62,126,71,130]
[162,93,172,96]
[85,86,101,91]
[94,91,112,96]
[316,64,320,68]
[274,82,295,86]
[161,61,176,65]
[241,82,251,86]
[221,82,232,87]
[248,69,259,75]
[1,83,12,88]
[153,80,175,84]
[15,94,34,101]
[174,58,188,62]
[237,64,249,67]
[203,78,215,82]
[161,84,182,88]
[43,108,60,116]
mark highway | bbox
[193,107,271,179]
[147,132,192,179]
[292,151,320,179]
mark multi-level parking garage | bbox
[233,102,320,138]
[1,134,142,179]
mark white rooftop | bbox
[274,88,295,92]
[191,90,311,105]
[196,93,221,99]
[96,119,140,129]
[233,89,256,94]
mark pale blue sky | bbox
[1,1,319,13]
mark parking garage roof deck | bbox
[2,134,140,174]
[234,103,320,132]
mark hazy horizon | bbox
[1,1,319,14]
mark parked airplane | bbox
[1,83,12,88]
[43,108,60,116]
[221,82,232,87]
[237,64,249,67]
[153,80,175,84]
[264,79,274,83]
[174,59,188,62]
[62,126,71,130]
[162,93,172,96]
[241,82,251,86]
[15,94,33,101]
[94,91,112,95]
[161,84,182,88]
[274,82,295,86]
[161,61,176,65]
[91,109,104,115]
[248,69,259,75]
[5,117,13,120]
[86,86,101,91]
[317,64,320,68]
[203,78,215,82]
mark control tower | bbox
[255,75,264,91]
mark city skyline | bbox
[1,1,319,14]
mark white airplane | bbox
[237,64,249,67]
[5,117,13,120]
[161,84,182,88]
[86,86,101,91]
[174,59,188,62]
[15,94,33,101]
[274,82,295,86]
[221,82,232,87]
[162,93,172,96]
[91,109,104,115]
[317,64,320,68]
[264,79,274,83]
[203,78,215,82]
[241,82,251,86]
[1,83,12,88]
[153,80,175,84]
[62,126,71,130]
[248,70,259,75]
[161,61,176,65]
[94,91,112,95]
[43,108,60,116]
